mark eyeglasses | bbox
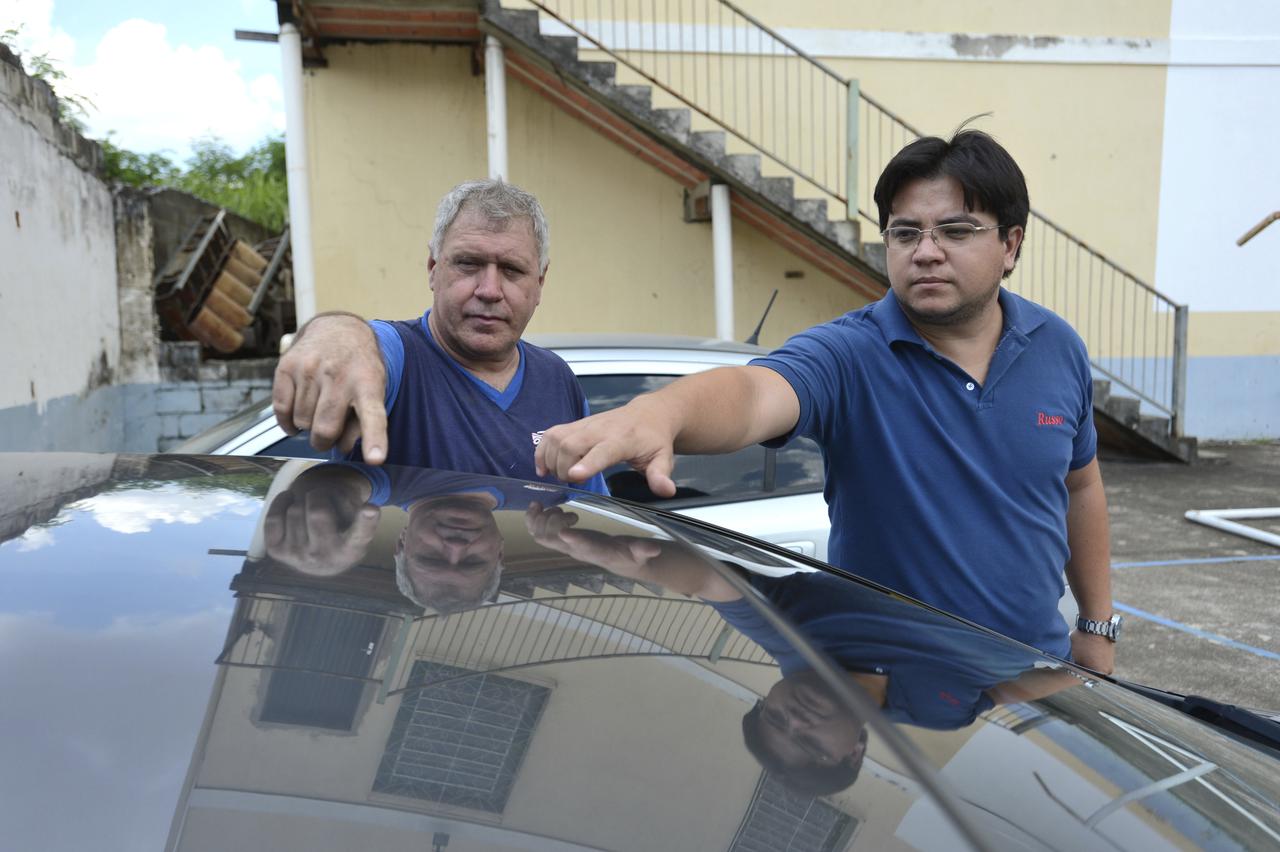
[880,222,1006,251]
[758,700,839,765]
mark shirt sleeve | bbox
[369,320,404,412]
[749,322,851,448]
[1069,339,1098,469]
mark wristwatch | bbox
[1076,614,1123,642]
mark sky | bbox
[2,0,284,161]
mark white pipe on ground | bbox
[1185,508,1280,548]
[485,36,508,180]
[711,183,734,340]
[280,23,317,325]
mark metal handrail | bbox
[515,0,1188,434]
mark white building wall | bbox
[1155,0,1280,438]
[0,50,119,411]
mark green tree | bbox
[173,136,289,231]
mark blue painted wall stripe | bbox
[1114,554,1280,569]
[1113,602,1280,662]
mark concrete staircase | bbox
[1094,379,1197,462]
[479,2,1196,462]
[480,0,886,299]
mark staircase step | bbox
[615,84,652,111]
[828,219,861,255]
[1103,395,1140,427]
[651,108,691,144]
[758,176,795,209]
[540,34,580,64]
[723,153,761,183]
[1136,413,1173,443]
[537,578,570,594]
[1092,378,1112,409]
[793,198,828,228]
[571,573,606,593]
[605,575,635,593]
[578,60,616,87]
[497,7,541,39]
[689,130,726,159]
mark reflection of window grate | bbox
[374,662,549,813]
[259,605,384,730]
[730,774,857,852]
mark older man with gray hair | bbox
[273,178,607,493]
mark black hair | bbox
[741,702,867,797]
[873,128,1029,273]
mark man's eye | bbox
[937,224,976,241]
[888,228,920,244]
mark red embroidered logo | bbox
[1036,412,1065,426]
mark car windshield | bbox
[4,454,1279,852]
[176,397,273,453]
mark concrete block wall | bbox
[152,343,275,452]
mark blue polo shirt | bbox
[751,288,1095,657]
[710,570,1045,730]
[347,312,607,495]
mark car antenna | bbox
[744,289,779,346]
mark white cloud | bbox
[77,485,259,535]
[14,525,56,552]
[70,19,284,158]
[2,3,283,158]
[0,0,77,65]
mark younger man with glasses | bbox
[534,130,1118,674]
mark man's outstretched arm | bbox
[273,312,390,463]
[1064,457,1116,674]
[535,365,799,497]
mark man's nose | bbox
[474,263,504,300]
[911,231,946,263]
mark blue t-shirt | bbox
[346,312,607,495]
[711,570,1045,730]
[751,289,1095,657]
[341,463,568,512]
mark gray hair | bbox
[395,549,504,615]
[429,178,550,274]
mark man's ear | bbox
[1002,226,1024,275]
[427,254,438,291]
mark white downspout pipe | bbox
[711,183,734,340]
[280,23,317,325]
[485,36,508,179]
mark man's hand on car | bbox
[535,397,680,497]
[272,312,390,463]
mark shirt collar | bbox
[872,286,1046,347]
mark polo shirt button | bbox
[966,382,976,391]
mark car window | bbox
[577,374,824,505]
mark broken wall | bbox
[0,43,119,413]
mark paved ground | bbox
[1099,439,1280,711]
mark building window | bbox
[373,662,550,813]
[729,773,858,852]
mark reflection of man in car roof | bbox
[526,504,1079,794]
[264,462,563,613]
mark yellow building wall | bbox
[736,0,1169,38]
[304,42,870,349]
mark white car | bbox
[179,334,832,561]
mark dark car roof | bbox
[3,453,1279,852]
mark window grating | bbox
[730,774,858,852]
[373,662,550,813]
